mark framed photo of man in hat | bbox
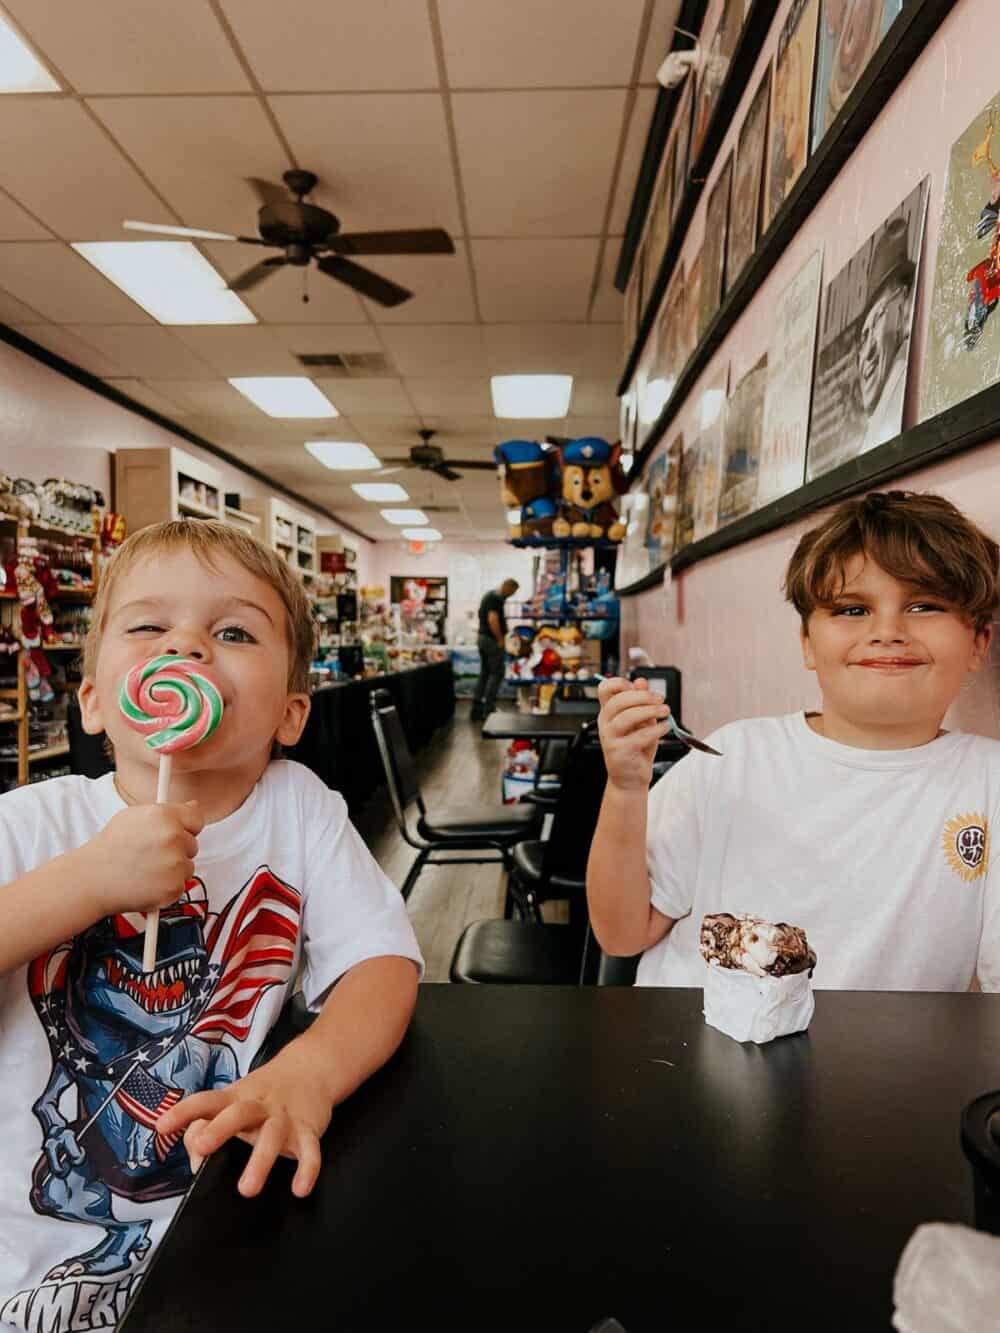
[806,178,929,483]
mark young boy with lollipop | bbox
[0,520,421,1326]
[588,491,1000,991]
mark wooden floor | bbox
[354,697,510,982]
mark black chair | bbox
[534,694,599,795]
[370,689,540,902]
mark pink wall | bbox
[625,0,1000,740]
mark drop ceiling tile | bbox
[565,413,620,439]
[343,415,423,446]
[8,323,126,377]
[6,0,249,94]
[0,101,172,239]
[608,87,658,233]
[267,324,384,356]
[89,96,289,238]
[0,192,51,241]
[149,379,270,418]
[363,244,476,323]
[0,243,153,323]
[219,0,438,91]
[589,242,625,322]
[64,325,215,377]
[313,378,413,415]
[105,378,194,418]
[570,378,619,415]
[439,0,646,87]
[169,325,300,376]
[638,0,686,84]
[269,94,461,234]
[454,89,626,236]
[0,287,49,324]
[405,379,493,414]
[378,324,487,376]
[482,322,621,376]
[473,238,599,321]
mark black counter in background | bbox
[286,659,455,811]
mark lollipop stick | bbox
[143,753,173,973]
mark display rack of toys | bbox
[390,575,448,646]
[0,473,116,790]
[310,560,361,685]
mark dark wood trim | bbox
[619,0,957,404]
[615,378,1000,596]
[0,321,374,543]
[614,0,708,292]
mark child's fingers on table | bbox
[291,1125,322,1198]
[236,1114,290,1198]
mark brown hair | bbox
[84,519,316,693]
[784,490,1000,631]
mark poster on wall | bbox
[757,248,823,506]
[646,151,674,292]
[658,262,687,402]
[692,365,731,543]
[812,0,905,152]
[691,0,747,164]
[684,246,704,368]
[616,489,651,589]
[727,68,772,287]
[921,96,1000,422]
[674,436,700,551]
[766,0,820,230]
[634,321,660,448]
[806,179,928,482]
[644,432,683,567]
[619,383,638,457]
[672,77,695,221]
[718,354,768,524]
[699,154,734,338]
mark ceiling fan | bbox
[377,430,495,482]
[123,169,454,307]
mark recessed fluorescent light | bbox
[305,441,380,470]
[230,376,338,418]
[403,527,442,542]
[0,17,59,92]
[491,374,573,419]
[73,242,255,326]
[351,482,410,502]
[381,509,429,526]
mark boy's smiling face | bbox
[801,553,992,742]
[79,546,309,783]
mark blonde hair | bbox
[84,519,316,693]
[785,491,1000,632]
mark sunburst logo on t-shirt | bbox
[942,813,989,882]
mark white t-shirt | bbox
[0,760,422,1330]
[639,712,1000,991]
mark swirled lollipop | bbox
[119,655,224,972]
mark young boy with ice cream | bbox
[0,520,421,1327]
[588,491,1000,992]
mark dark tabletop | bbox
[121,986,1000,1333]
[481,711,590,741]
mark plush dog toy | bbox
[552,437,627,541]
[494,439,557,539]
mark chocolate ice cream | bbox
[700,912,816,978]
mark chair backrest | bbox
[551,695,600,717]
[370,689,424,832]
[541,721,608,882]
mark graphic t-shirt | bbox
[0,760,422,1330]
[639,712,1000,990]
[477,590,507,639]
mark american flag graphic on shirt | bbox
[114,1065,184,1162]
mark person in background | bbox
[471,578,519,722]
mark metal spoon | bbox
[666,713,722,756]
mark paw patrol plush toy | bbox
[552,437,627,541]
[495,439,557,539]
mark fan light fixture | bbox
[0,17,59,92]
[351,482,410,502]
[381,509,429,526]
[231,377,338,418]
[305,441,380,470]
[402,527,442,542]
[491,374,573,419]
[72,242,255,326]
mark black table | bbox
[287,659,454,810]
[481,711,591,741]
[122,987,998,1333]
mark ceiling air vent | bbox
[296,352,393,376]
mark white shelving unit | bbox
[244,496,317,582]
[115,447,223,531]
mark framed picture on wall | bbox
[806,178,929,482]
[922,94,1000,422]
[684,245,704,368]
[671,77,695,222]
[616,488,651,589]
[727,67,772,287]
[691,0,747,165]
[812,0,905,152]
[646,151,674,293]
[757,248,823,506]
[674,436,700,552]
[644,432,683,567]
[658,262,687,402]
[765,0,820,230]
[718,353,768,524]
[692,364,731,542]
[698,153,734,338]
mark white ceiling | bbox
[0,0,679,539]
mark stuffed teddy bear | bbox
[494,439,558,539]
[552,437,628,541]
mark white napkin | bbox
[893,1222,1000,1332]
[703,964,814,1044]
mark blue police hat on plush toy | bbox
[494,439,544,466]
[522,496,557,522]
[562,436,612,465]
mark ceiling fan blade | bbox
[316,254,412,307]
[447,459,498,471]
[432,464,463,482]
[247,177,290,208]
[326,228,455,257]
[124,219,237,242]
[228,255,287,292]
